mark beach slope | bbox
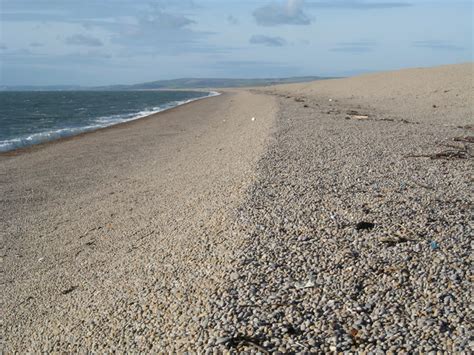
[2,63,473,352]
[1,90,277,351]
[205,62,473,353]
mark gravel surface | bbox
[205,65,473,353]
[1,91,277,352]
[2,64,472,352]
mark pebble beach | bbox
[1,63,473,352]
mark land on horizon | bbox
[0,76,331,91]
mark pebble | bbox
[204,92,472,353]
[5,86,470,353]
[214,337,231,346]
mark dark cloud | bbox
[227,15,239,25]
[413,40,464,51]
[251,0,410,27]
[65,34,103,47]
[110,8,217,55]
[306,0,412,9]
[330,41,376,53]
[250,35,287,47]
[253,0,312,26]
[1,0,214,55]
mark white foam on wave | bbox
[0,91,221,152]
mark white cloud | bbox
[253,0,311,26]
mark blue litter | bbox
[430,241,439,250]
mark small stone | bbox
[215,336,231,345]
[356,221,375,231]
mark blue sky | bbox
[0,0,472,86]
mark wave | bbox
[0,91,221,153]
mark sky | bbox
[0,0,472,86]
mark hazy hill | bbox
[100,77,329,90]
[0,77,330,91]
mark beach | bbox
[1,63,473,352]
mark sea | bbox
[0,90,219,152]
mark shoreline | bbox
[0,90,221,157]
[1,89,278,352]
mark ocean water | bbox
[0,90,219,152]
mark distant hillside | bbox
[100,77,329,90]
[0,76,332,91]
